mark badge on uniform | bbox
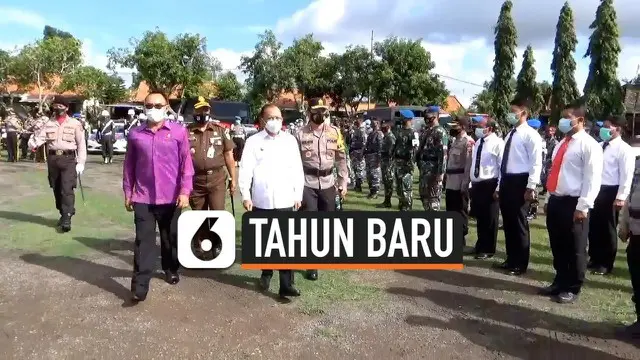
[213,132,218,136]
[305,151,312,158]
[210,137,215,144]
[190,148,196,154]
[207,146,215,158]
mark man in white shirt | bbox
[541,103,603,304]
[239,104,304,299]
[588,115,635,275]
[470,118,504,259]
[495,98,543,276]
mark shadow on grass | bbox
[388,287,638,353]
[0,210,58,228]
[396,269,540,295]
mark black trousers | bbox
[101,135,113,159]
[445,188,469,240]
[300,186,336,274]
[19,133,31,159]
[6,131,18,162]
[546,195,589,294]
[498,173,530,270]
[47,153,77,216]
[628,235,640,320]
[588,185,619,271]
[471,178,499,255]
[131,203,181,295]
[254,207,294,289]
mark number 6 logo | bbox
[177,210,236,269]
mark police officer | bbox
[394,110,417,211]
[20,114,35,160]
[188,96,236,257]
[444,116,474,252]
[416,105,449,210]
[29,97,86,232]
[364,119,383,199]
[4,108,22,162]
[98,110,114,164]
[349,118,367,192]
[231,115,246,164]
[378,120,396,208]
[296,98,348,281]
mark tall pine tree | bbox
[583,0,624,119]
[515,45,542,114]
[550,2,580,123]
[491,0,518,124]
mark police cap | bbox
[399,109,414,119]
[424,105,440,116]
[449,116,470,130]
[194,96,210,110]
[308,97,329,110]
[527,119,541,129]
[52,96,69,107]
[596,121,604,127]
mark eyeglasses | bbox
[144,103,165,109]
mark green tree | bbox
[491,0,518,123]
[583,0,624,119]
[538,80,553,113]
[470,81,495,114]
[550,2,580,123]
[59,66,128,105]
[372,37,447,106]
[515,45,544,114]
[107,30,221,99]
[214,71,243,101]
[0,49,14,97]
[240,30,288,105]
[11,36,83,111]
[43,25,74,40]
[323,46,375,114]
[281,34,325,110]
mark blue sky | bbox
[2,0,640,107]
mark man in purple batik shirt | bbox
[123,91,195,302]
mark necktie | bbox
[602,141,610,151]
[474,137,484,178]
[546,138,572,193]
[500,128,517,175]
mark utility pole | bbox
[368,30,373,111]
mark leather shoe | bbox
[131,291,147,302]
[554,292,578,304]
[279,286,301,298]
[59,214,72,232]
[474,253,493,260]
[538,284,561,296]
[507,268,525,276]
[165,271,179,285]
[258,275,271,291]
[305,270,318,281]
[492,261,510,270]
[463,246,475,255]
[591,266,609,276]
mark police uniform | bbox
[29,97,86,232]
[378,124,396,208]
[416,106,449,210]
[98,110,115,164]
[4,109,22,162]
[364,125,383,198]
[445,117,474,247]
[394,110,417,211]
[349,122,367,191]
[31,116,48,162]
[296,98,348,281]
[19,115,34,160]
[231,117,246,163]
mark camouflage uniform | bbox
[379,130,396,207]
[394,127,416,211]
[416,123,449,210]
[364,128,384,198]
[349,125,367,191]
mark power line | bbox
[434,74,485,88]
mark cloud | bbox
[0,7,45,29]
[210,48,251,83]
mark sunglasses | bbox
[144,103,165,109]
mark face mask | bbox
[558,118,574,133]
[194,114,209,123]
[506,112,520,125]
[449,129,460,137]
[311,113,325,124]
[599,127,612,141]
[146,108,165,123]
[475,127,486,139]
[265,119,282,134]
[54,108,66,116]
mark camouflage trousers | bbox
[418,165,442,210]
[364,153,382,193]
[350,150,366,184]
[394,160,414,211]
[381,158,394,199]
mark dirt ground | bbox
[0,157,639,360]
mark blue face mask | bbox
[558,118,574,133]
[599,127,612,141]
[506,112,519,125]
[474,127,486,139]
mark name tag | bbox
[327,139,337,144]
[301,140,313,146]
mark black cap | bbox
[52,96,69,107]
[308,98,328,110]
[608,114,627,127]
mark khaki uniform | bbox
[187,122,235,211]
[296,123,348,193]
[30,116,86,217]
[445,134,474,241]
[5,114,22,162]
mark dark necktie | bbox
[474,137,484,178]
[500,128,517,175]
[603,141,610,151]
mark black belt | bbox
[195,167,224,175]
[303,167,332,177]
[48,150,75,156]
[446,168,464,174]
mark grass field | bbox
[0,158,636,324]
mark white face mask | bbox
[145,108,165,123]
[475,127,486,139]
[265,119,282,134]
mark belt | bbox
[303,167,332,177]
[195,167,224,175]
[446,168,464,174]
[48,149,75,156]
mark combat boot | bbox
[377,196,392,208]
[354,180,363,193]
[59,213,72,232]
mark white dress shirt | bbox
[470,133,504,183]
[502,122,543,189]
[600,136,635,200]
[549,129,604,213]
[239,130,305,209]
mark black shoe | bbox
[131,292,147,302]
[57,216,63,226]
[370,192,378,199]
[463,246,475,255]
[59,214,72,232]
[279,286,301,298]
[508,268,525,276]
[305,270,318,281]
[591,266,609,276]
[376,201,392,208]
[258,275,271,291]
[164,271,179,285]
[474,253,493,260]
[554,292,578,304]
[587,261,596,270]
[616,322,640,339]
[492,261,510,270]
[538,284,561,296]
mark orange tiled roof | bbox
[3,75,78,96]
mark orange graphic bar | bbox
[240,263,464,270]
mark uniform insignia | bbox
[305,151,312,158]
[216,140,221,145]
[190,148,195,154]
[213,132,218,136]
[210,137,215,144]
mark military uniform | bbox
[296,98,348,281]
[379,128,396,207]
[349,124,367,191]
[416,108,449,210]
[364,127,383,198]
[394,110,418,211]
[29,98,86,232]
[444,122,474,245]
[4,110,22,162]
